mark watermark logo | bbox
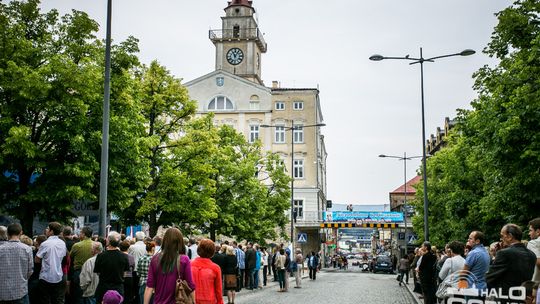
[442,271,525,304]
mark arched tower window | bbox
[208,96,234,111]
[249,95,260,110]
[233,25,240,38]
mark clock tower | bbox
[209,0,267,85]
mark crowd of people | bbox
[399,218,540,304]
[0,222,323,304]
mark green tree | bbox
[0,1,102,234]
[0,1,150,235]
[411,131,485,246]
[129,60,201,237]
[413,0,540,243]
[206,125,290,243]
[467,0,540,239]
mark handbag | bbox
[175,255,195,304]
[435,258,454,299]
[224,274,237,289]
[396,274,402,281]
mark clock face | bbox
[226,48,244,65]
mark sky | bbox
[40,0,510,206]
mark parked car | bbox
[373,255,393,273]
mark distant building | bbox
[426,117,456,155]
[388,175,421,215]
[389,175,421,254]
[330,203,389,212]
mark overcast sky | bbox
[40,0,510,206]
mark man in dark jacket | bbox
[418,242,437,304]
[244,242,256,290]
[308,251,319,280]
[486,224,536,301]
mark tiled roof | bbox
[390,175,422,194]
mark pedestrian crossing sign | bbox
[297,233,308,243]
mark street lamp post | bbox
[370,48,475,241]
[261,122,325,252]
[379,153,423,252]
[98,0,113,237]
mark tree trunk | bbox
[209,223,216,241]
[148,211,158,237]
[18,167,35,236]
[21,205,35,237]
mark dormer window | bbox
[208,96,234,111]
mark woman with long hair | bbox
[143,228,195,304]
[190,239,224,304]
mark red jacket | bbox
[190,257,224,304]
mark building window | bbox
[293,124,303,143]
[293,159,304,178]
[275,126,285,143]
[294,199,304,219]
[293,101,304,110]
[233,25,240,38]
[249,95,260,110]
[249,124,259,143]
[208,96,234,111]
[275,101,285,110]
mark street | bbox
[232,267,416,304]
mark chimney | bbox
[272,81,279,88]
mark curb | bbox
[404,281,423,304]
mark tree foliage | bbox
[413,0,540,245]
[0,0,103,234]
[199,124,289,243]
[0,1,150,235]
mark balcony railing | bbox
[209,28,267,52]
[294,211,321,227]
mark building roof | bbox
[271,87,319,92]
[227,0,253,8]
[390,175,422,194]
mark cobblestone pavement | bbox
[231,268,416,304]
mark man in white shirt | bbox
[128,231,146,267]
[188,238,198,260]
[528,217,540,282]
[79,241,103,303]
[36,222,68,304]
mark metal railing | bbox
[295,210,321,223]
[209,28,267,52]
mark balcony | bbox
[209,28,267,52]
[294,211,322,228]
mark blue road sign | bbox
[297,233,308,243]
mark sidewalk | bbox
[403,281,423,304]
[238,268,310,292]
